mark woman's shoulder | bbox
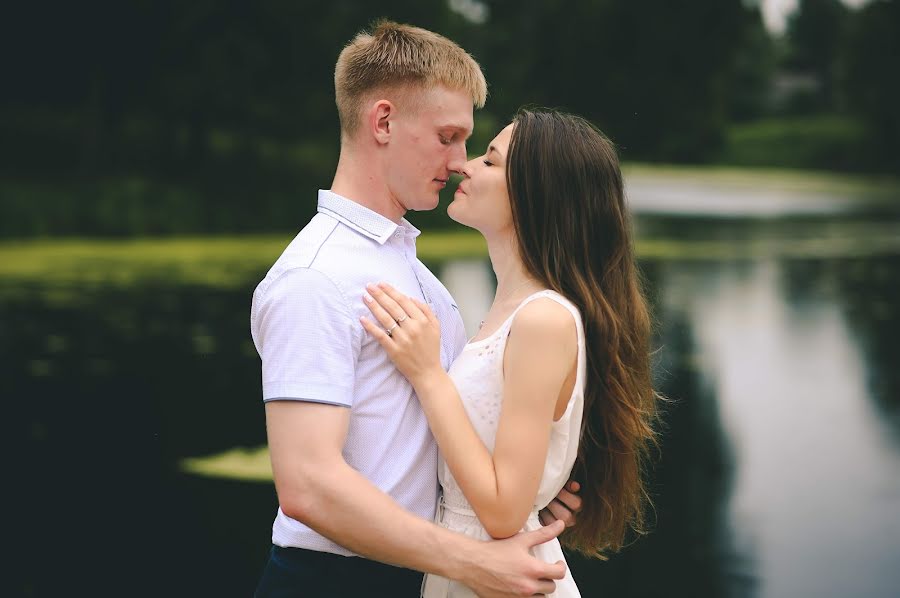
[508,293,580,345]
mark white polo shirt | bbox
[250,190,468,556]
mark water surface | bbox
[8,170,900,597]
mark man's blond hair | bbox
[334,20,487,138]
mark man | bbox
[251,21,581,597]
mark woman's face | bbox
[447,123,514,235]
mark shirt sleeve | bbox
[252,267,360,406]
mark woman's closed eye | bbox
[483,160,493,166]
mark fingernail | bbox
[363,293,373,303]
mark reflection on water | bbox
[6,212,900,597]
[667,257,900,598]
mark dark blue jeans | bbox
[254,545,424,597]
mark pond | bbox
[7,170,900,597]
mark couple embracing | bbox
[251,20,660,598]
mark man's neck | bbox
[331,147,406,223]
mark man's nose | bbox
[447,142,468,174]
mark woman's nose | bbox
[460,158,477,179]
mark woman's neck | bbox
[485,231,543,308]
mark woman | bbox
[361,109,660,597]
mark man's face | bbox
[384,85,473,213]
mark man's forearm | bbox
[283,457,476,580]
[278,453,569,597]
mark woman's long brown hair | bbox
[507,108,660,556]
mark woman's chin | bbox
[448,199,483,230]
[446,201,463,222]
[448,214,482,234]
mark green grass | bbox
[4,221,900,298]
[180,446,273,482]
[0,231,488,290]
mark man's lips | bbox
[434,178,448,188]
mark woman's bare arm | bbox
[362,284,577,538]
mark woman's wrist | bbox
[411,367,450,399]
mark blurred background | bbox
[4,1,899,596]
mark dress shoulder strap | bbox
[508,290,583,332]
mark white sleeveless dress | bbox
[422,290,585,598]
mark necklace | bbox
[478,278,541,330]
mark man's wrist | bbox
[435,531,482,584]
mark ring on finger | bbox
[396,314,408,323]
[385,323,398,337]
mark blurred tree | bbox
[840,0,900,172]
[726,3,776,122]
[476,0,748,162]
[2,1,162,177]
[1,1,464,235]
[2,0,890,237]
[784,0,849,110]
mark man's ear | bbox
[370,100,394,145]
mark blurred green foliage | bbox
[1,0,897,238]
[718,115,869,170]
[840,0,900,172]
[784,0,849,110]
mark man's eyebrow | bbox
[440,123,474,138]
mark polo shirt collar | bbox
[317,189,420,245]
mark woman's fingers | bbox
[363,291,400,332]
[411,298,438,324]
[377,283,425,320]
[359,316,395,347]
[366,283,411,323]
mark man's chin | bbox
[409,196,441,212]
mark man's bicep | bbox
[265,400,350,498]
